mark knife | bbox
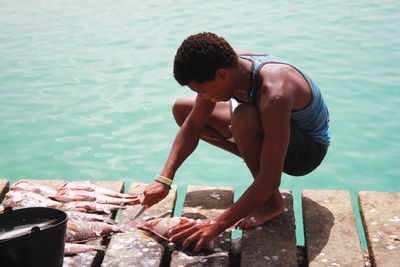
[132,205,147,221]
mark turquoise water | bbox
[1,0,399,246]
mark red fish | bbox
[3,191,62,209]
[66,211,116,224]
[61,201,126,214]
[130,217,214,249]
[60,181,138,199]
[66,220,122,243]
[55,189,140,205]
[10,179,58,198]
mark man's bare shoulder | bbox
[260,64,311,110]
[260,65,296,93]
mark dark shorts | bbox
[283,121,328,176]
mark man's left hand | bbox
[168,219,224,252]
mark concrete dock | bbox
[0,179,399,266]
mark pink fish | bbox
[55,189,140,205]
[61,201,126,214]
[3,191,62,209]
[64,243,106,255]
[10,180,58,198]
[60,181,138,199]
[66,211,116,224]
[66,220,122,243]
[130,217,214,249]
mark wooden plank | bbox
[170,185,234,267]
[64,181,125,267]
[0,179,9,202]
[358,191,400,267]
[240,190,297,267]
[302,190,364,267]
[101,182,177,267]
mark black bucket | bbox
[0,206,67,267]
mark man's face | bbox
[187,69,233,103]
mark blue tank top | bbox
[237,54,331,147]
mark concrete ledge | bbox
[358,191,400,267]
[241,189,297,267]
[170,185,234,267]
[303,189,364,267]
[102,182,177,267]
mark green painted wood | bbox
[358,191,400,267]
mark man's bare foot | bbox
[236,192,285,229]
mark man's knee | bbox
[231,104,263,141]
[172,96,194,126]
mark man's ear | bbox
[216,68,229,80]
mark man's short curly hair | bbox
[173,32,238,86]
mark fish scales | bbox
[66,211,116,224]
[56,189,140,205]
[10,179,58,198]
[61,181,138,199]
[3,191,62,209]
[66,220,121,242]
[62,201,126,214]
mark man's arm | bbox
[214,90,292,229]
[169,72,296,251]
[161,96,215,179]
[143,96,215,207]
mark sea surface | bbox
[1,0,399,246]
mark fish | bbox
[66,211,116,224]
[60,181,138,199]
[55,189,140,205]
[66,219,122,243]
[64,243,106,255]
[130,217,192,241]
[3,191,62,209]
[10,179,58,199]
[61,201,126,214]
[130,217,214,249]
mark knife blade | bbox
[132,205,147,221]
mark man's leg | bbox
[173,97,284,229]
[173,96,240,156]
[230,103,285,229]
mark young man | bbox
[142,32,330,251]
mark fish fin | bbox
[125,194,139,199]
[126,198,141,205]
[128,221,142,228]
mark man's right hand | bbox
[142,181,170,208]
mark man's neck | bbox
[231,57,253,102]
